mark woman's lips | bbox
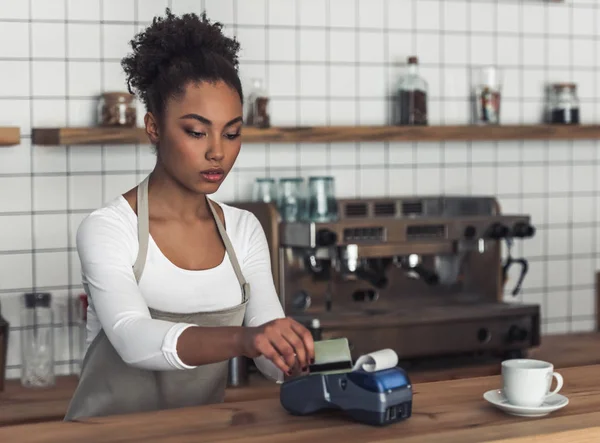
[200,169,224,183]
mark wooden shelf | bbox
[31,124,600,146]
[32,127,147,145]
[0,127,20,146]
[242,124,600,143]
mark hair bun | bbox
[121,8,241,110]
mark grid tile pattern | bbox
[0,0,598,379]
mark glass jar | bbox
[278,178,307,222]
[253,178,277,203]
[97,92,137,127]
[473,66,502,125]
[308,176,338,222]
[0,301,8,392]
[395,56,428,126]
[21,293,55,388]
[547,83,580,125]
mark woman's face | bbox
[150,80,243,195]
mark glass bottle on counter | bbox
[395,56,428,126]
[547,83,580,125]
[76,294,88,375]
[21,293,55,388]
[246,78,271,128]
[0,301,8,392]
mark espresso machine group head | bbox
[234,196,540,363]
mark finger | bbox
[261,343,291,375]
[269,335,297,371]
[281,327,308,369]
[290,320,315,363]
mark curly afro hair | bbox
[121,9,243,119]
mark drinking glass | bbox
[252,178,277,203]
[278,178,307,222]
[308,176,338,222]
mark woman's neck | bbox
[147,164,211,222]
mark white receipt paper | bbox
[352,348,398,372]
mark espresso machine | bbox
[234,195,539,367]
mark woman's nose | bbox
[206,138,225,161]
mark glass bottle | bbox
[77,294,88,375]
[246,78,271,128]
[548,83,580,125]
[21,293,55,388]
[395,56,428,125]
[0,300,8,392]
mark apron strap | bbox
[206,198,250,302]
[132,175,150,284]
[131,175,249,302]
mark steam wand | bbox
[502,238,529,296]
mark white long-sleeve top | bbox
[76,195,285,382]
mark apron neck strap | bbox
[206,198,248,292]
[132,175,150,283]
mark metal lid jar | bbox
[547,83,580,125]
[97,92,137,127]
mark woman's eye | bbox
[186,130,206,138]
[225,132,241,140]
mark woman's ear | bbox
[144,112,160,145]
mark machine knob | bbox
[512,222,536,238]
[464,225,476,239]
[316,229,337,247]
[291,290,311,311]
[507,325,528,343]
[477,328,491,343]
[488,223,509,239]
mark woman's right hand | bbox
[240,318,315,375]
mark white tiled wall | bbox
[0,0,598,378]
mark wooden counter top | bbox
[2,332,600,429]
[1,364,600,442]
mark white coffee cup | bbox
[501,359,563,408]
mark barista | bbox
[65,9,314,420]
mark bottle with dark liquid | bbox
[0,301,9,392]
[395,56,428,125]
[548,83,580,125]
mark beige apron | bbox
[64,175,250,421]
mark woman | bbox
[65,9,314,420]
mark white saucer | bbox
[483,389,569,417]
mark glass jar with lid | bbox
[97,92,137,127]
[547,83,580,125]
